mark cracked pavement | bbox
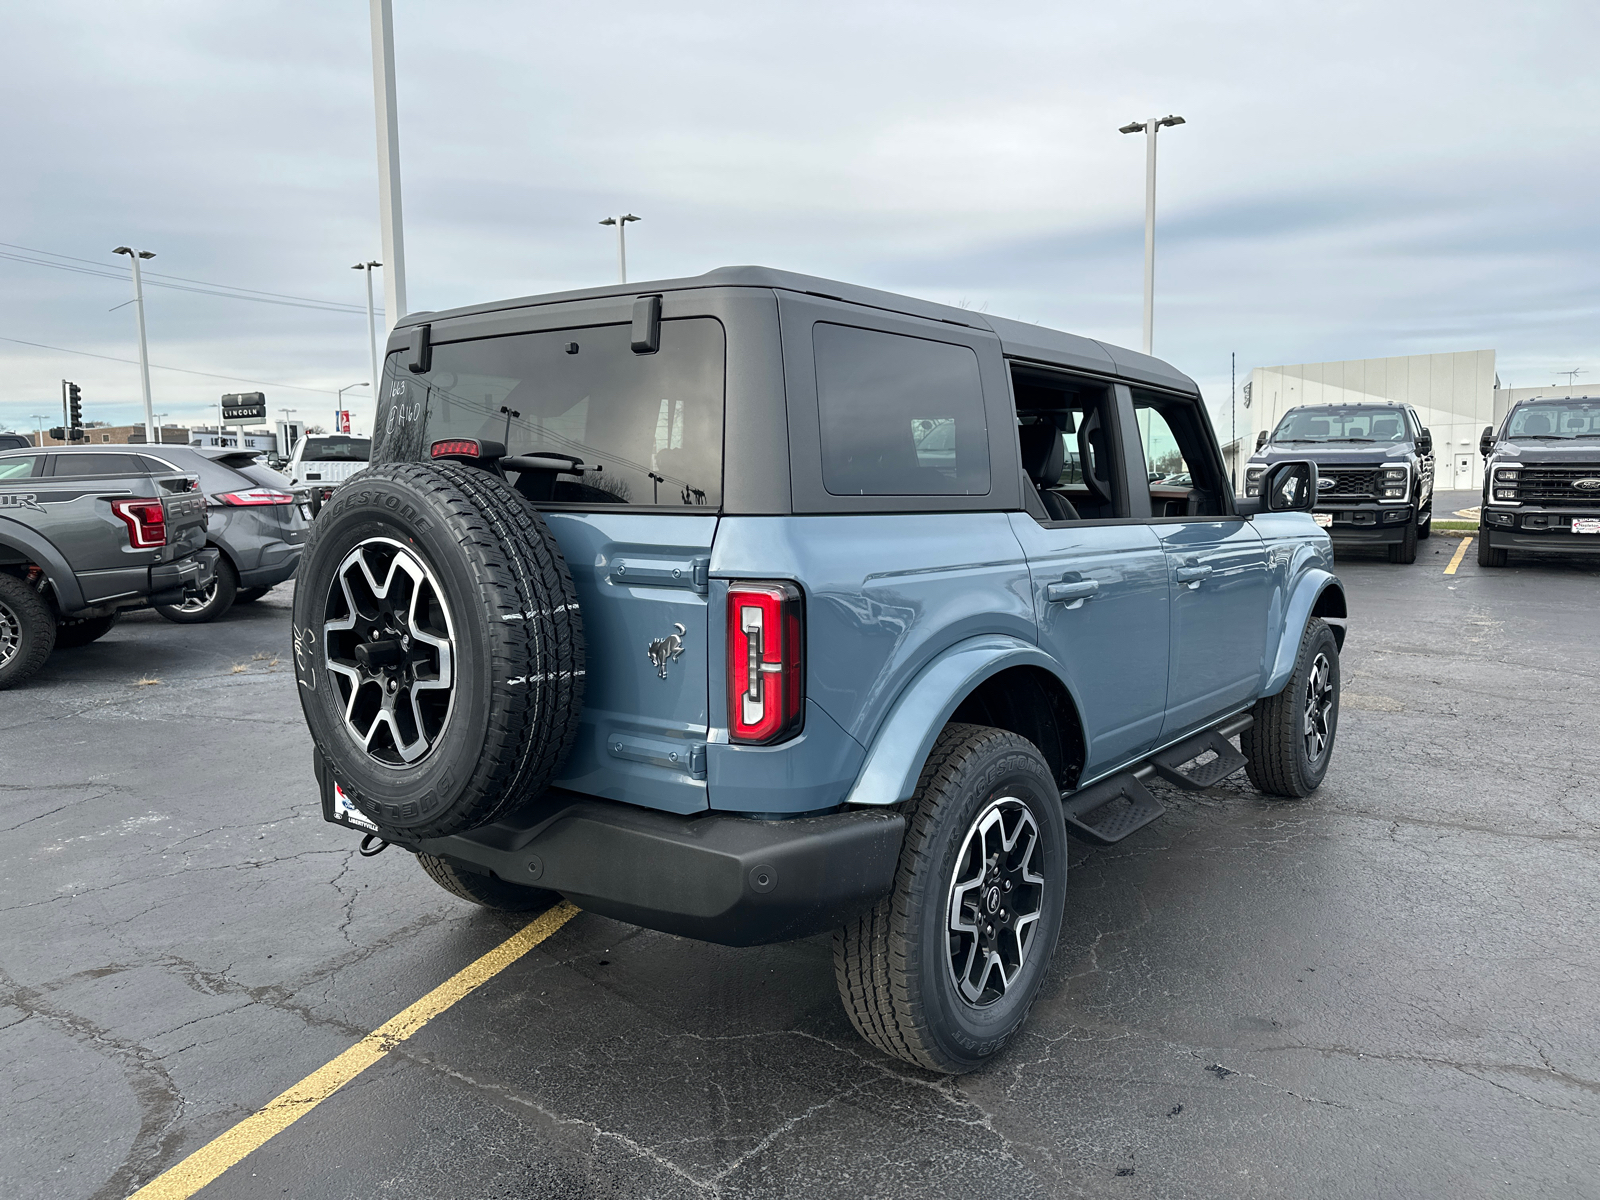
[2,544,1597,1200]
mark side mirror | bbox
[1417,429,1432,456]
[1255,430,1269,450]
[1479,425,1495,457]
[1264,460,1317,512]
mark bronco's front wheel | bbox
[1242,617,1341,797]
[833,723,1067,1074]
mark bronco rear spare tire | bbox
[293,462,584,839]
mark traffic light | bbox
[67,382,82,430]
[48,427,67,442]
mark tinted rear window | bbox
[411,318,725,508]
[53,453,145,476]
[813,324,989,496]
[237,463,293,489]
[302,438,371,462]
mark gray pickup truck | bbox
[0,447,216,688]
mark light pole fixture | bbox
[30,415,47,447]
[1118,115,1185,356]
[112,246,158,444]
[352,261,383,399]
[369,0,407,333]
[337,382,369,434]
[599,214,641,283]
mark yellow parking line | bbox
[1444,537,1472,575]
[130,901,580,1200]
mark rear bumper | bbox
[317,757,904,946]
[239,550,300,591]
[146,548,218,607]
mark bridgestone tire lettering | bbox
[293,462,585,839]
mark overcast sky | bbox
[3,0,1596,438]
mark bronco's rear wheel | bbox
[833,723,1067,1074]
[293,462,585,840]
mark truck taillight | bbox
[728,582,804,744]
[112,498,167,548]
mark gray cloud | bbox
[3,0,1597,435]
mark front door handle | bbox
[1046,579,1099,604]
[1175,563,1213,587]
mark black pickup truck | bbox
[1246,401,1435,564]
[0,447,216,688]
[1478,396,1600,566]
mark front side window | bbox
[814,324,989,497]
[1507,400,1600,439]
[1271,405,1408,444]
[405,318,724,508]
[1134,391,1228,517]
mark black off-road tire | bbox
[833,723,1068,1074]
[293,462,584,841]
[234,587,270,604]
[1477,524,1507,567]
[417,852,561,912]
[1242,617,1340,798]
[0,573,55,690]
[154,557,238,623]
[1387,515,1419,564]
[55,613,120,648]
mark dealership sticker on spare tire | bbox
[292,461,585,841]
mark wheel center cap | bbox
[985,886,1002,914]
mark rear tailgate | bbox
[155,473,208,557]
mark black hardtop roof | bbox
[395,265,1198,395]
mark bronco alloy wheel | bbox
[293,461,585,840]
[1242,616,1341,798]
[834,723,1067,1073]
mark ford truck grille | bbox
[1514,464,1600,506]
[1317,469,1378,500]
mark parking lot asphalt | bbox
[3,540,1598,1200]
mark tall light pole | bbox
[369,0,407,333]
[337,383,369,433]
[352,261,382,396]
[1118,115,1185,356]
[112,246,158,443]
[30,415,47,447]
[598,214,640,283]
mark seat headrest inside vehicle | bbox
[1018,422,1064,486]
[1523,414,1551,434]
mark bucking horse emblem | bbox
[647,623,687,679]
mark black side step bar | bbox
[1059,713,1254,845]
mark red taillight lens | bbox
[216,488,294,506]
[727,581,804,744]
[431,439,481,459]
[112,498,167,548]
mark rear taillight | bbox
[216,488,294,506]
[112,498,167,548]
[431,439,482,458]
[727,581,804,744]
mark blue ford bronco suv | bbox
[295,267,1346,1073]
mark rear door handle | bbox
[1175,564,1213,587]
[1046,579,1099,604]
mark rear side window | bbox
[52,453,144,477]
[0,455,40,480]
[414,318,725,508]
[813,324,989,496]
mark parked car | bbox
[1245,400,1435,563]
[115,446,308,623]
[0,446,214,688]
[1478,395,1600,566]
[293,266,1345,1074]
[0,433,32,452]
